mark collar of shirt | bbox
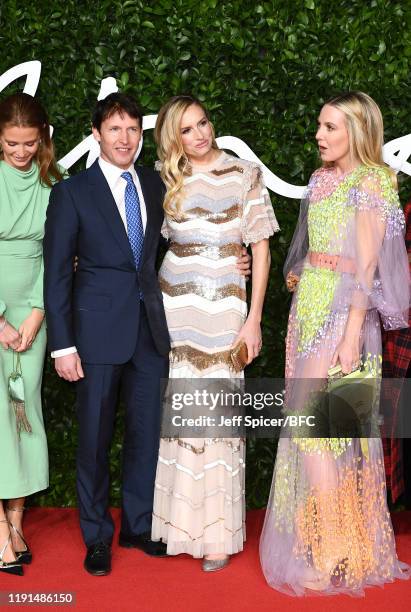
[98,156,147,232]
[98,157,137,192]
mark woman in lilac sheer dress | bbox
[260,91,410,595]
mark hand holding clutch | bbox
[230,340,248,372]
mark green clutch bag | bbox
[327,364,379,460]
[8,352,32,438]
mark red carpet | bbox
[0,509,410,611]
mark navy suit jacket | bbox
[43,160,170,364]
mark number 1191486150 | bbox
[0,592,75,606]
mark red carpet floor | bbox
[0,509,410,611]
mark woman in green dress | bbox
[0,93,63,575]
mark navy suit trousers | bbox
[75,303,169,547]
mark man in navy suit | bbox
[44,93,250,576]
[44,94,171,575]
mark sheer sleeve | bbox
[0,299,5,316]
[348,168,410,329]
[283,173,316,280]
[241,164,279,246]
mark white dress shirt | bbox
[97,157,147,232]
[51,157,147,358]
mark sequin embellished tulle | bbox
[152,152,279,557]
[259,165,410,595]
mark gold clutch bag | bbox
[285,271,300,292]
[230,341,248,372]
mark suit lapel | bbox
[87,160,135,265]
[136,166,157,265]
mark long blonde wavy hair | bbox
[325,91,397,187]
[154,95,218,219]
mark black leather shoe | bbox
[84,542,111,576]
[118,531,168,557]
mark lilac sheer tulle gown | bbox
[260,165,411,596]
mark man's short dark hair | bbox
[92,93,143,131]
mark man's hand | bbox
[236,247,252,278]
[55,353,85,382]
[0,318,21,350]
[15,308,44,352]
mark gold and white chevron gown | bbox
[152,151,279,557]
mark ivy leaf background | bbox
[0,0,409,508]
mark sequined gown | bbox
[260,165,410,595]
[152,151,279,556]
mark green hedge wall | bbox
[0,0,410,507]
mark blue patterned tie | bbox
[121,171,144,269]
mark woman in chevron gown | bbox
[260,91,410,595]
[151,95,279,570]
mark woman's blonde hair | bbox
[154,95,218,218]
[325,90,396,187]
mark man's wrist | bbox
[52,346,78,358]
[0,317,7,333]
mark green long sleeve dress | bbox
[0,160,49,497]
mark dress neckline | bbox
[189,150,226,173]
[0,159,37,178]
[0,160,40,191]
[326,164,363,183]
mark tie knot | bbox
[121,171,133,184]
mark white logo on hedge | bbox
[1,61,410,199]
